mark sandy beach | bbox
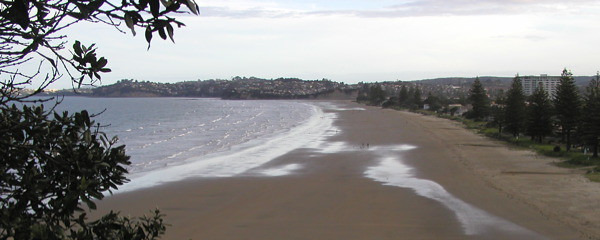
[93,100,600,239]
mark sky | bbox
[47,0,600,88]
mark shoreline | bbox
[115,100,332,193]
[94,100,597,239]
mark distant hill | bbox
[90,77,359,100]
[354,75,594,101]
[411,76,593,87]
[40,75,594,100]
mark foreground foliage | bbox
[0,103,167,239]
[1,0,199,238]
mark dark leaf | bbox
[158,27,167,40]
[185,0,199,15]
[97,57,108,68]
[87,0,105,12]
[73,41,83,56]
[81,110,90,126]
[166,23,174,42]
[130,11,143,22]
[124,12,136,36]
[137,0,150,10]
[145,26,153,49]
[82,195,97,210]
[8,0,30,29]
[75,2,90,18]
[150,0,160,17]
[165,2,181,12]
[67,12,86,20]
[174,20,186,27]
[48,58,56,67]
[94,72,101,80]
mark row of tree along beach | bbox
[358,69,600,181]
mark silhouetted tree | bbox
[398,85,408,107]
[368,84,386,105]
[581,73,600,158]
[424,92,443,111]
[504,75,527,138]
[406,86,416,107]
[356,83,370,102]
[467,77,490,120]
[526,85,554,143]
[412,87,423,110]
[490,93,506,134]
[554,69,582,151]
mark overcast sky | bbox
[52,0,600,88]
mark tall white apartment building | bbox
[521,74,561,97]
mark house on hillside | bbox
[447,104,470,116]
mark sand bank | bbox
[93,101,598,239]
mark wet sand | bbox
[93,101,599,239]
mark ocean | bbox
[50,97,335,192]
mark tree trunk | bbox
[566,130,571,151]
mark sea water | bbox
[49,97,326,191]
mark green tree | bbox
[406,86,415,107]
[424,92,443,112]
[398,85,408,107]
[1,106,167,239]
[526,85,554,143]
[490,92,505,134]
[467,77,490,121]
[356,82,370,102]
[412,87,423,110]
[554,69,582,151]
[368,84,386,105]
[581,73,600,158]
[504,75,527,138]
[1,0,198,239]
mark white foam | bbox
[331,107,366,111]
[365,145,545,239]
[115,103,336,193]
[315,102,366,111]
[256,163,303,177]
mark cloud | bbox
[201,7,298,18]
[493,34,548,42]
[199,0,600,19]
[382,0,599,16]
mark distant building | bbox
[447,104,470,116]
[521,74,560,97]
